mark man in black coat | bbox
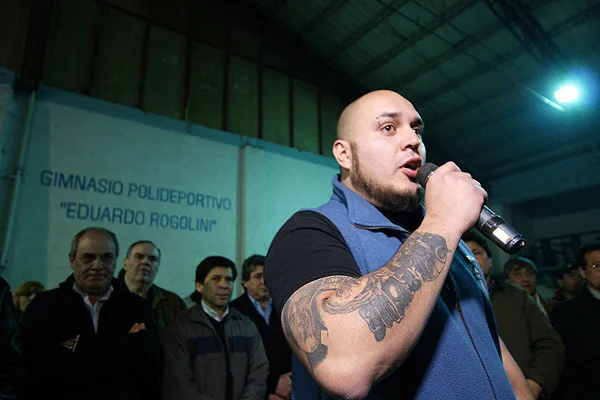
[20,227,160,400]
[552,242,600,400]
[231,255,292,400]
[0,276,20,400]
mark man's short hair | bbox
[462,231,491,257]
[241,254,266,282]
[195,256,237,284]
[575,242,600,267]
[503,257,537,278]
[125,240,161,260]
[558,263,579,279]
[69,227,119,259]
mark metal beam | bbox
[266,0,289,18]
[388,25,498,91]
[482,0,566,67]
[231,0,366,98]
[479,136,600,182]
[440,49,598,151]
[352,0,478,79]
[20,0,55,89]
[412,48,519,107]
[419,3,600,129]
[296,0,349,38]
[387,0,550,91]
[327,0,412,57]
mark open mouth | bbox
[401,158,422,181]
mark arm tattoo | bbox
[283,276,352,369]
[283,232,449,371]
[324,232,448,341]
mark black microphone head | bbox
[416,163,439,187]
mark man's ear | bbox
[333,139,352,170]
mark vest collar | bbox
[331,174,421,232]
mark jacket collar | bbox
[331,174,420,232]
[59,273,127,295]
[188,301,240,324]
[583,285,600,304]
[149,284,169,307]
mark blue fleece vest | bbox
[291,175,515,399]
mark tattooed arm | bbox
[281,226,456,398]
[280,163,487,398]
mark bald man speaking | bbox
[265,90,533,399]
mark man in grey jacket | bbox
[162,256,269,400]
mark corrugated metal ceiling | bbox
[250,0,600,216]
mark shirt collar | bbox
[72,283,114,302]
[201,300,229,322]
[588,285,600,301]
[247,292,272,310]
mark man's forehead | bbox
[585,250,600,261]
[465,241,479,249]
[251,265,264,274]
[209,266,233,276]
[510,265,533,273]
[78,232,114,249]
[132,243,158,254]
[360,91,418,114]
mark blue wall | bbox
[0,80,337,297]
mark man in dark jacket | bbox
[552,264,583,303]
[0,276,20,400]
[231,255,292,400]
[464,231,564,399]
[162,256,268,400]
[552,242,600,400]
[505,257,554,317]
[121,240,186,338]
[20,227,160,400]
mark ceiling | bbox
[249,0,600,213]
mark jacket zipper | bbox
[451,284,498,400]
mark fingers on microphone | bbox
[440,161,461,172]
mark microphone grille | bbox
[416,163,439,187]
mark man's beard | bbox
[350,145,421,213]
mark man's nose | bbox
[219,279,231,288]
[401,127,422,152]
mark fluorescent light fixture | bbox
[554,84,579,103]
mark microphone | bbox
[416,163,525,254]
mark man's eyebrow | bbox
[412,116,424,127]
[376,112,424,126]
[376,112,401,120]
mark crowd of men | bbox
[0,227,291,400]
[0,89,598,399]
